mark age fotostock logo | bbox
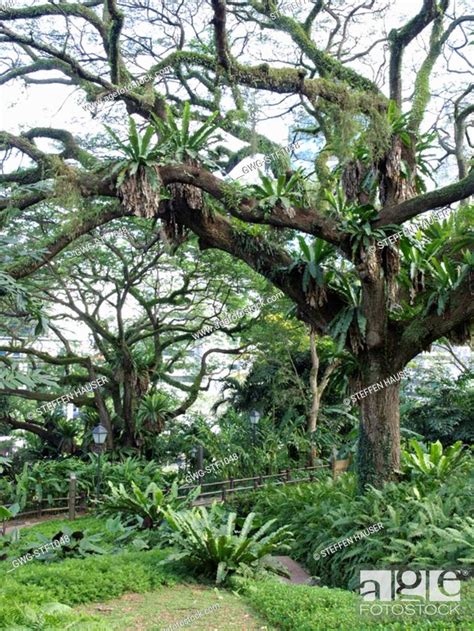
[359,569,465,617]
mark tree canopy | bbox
[0,0,473,488]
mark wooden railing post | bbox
[68,473,77,521]
[332,447,338,480]
[221,482,227,502]
[286,468,291,483]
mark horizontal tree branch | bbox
[396,277,474,366]
[159,164,342,244]
[377,168,474,225]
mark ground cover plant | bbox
[0,517,184,629]
[234,576,474,631]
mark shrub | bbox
[100,480,200,528]
[0,456,172,509]
[0,546,181,628]
[0,602,102,630]
[401,439,467,481]
[164,504,293,584]
[245,461,473,589]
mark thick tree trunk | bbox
[358,375,401,490]
[122,373,137,447]
[357,239,402,489]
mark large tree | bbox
[0,227,266,449]
[0,0,472,487]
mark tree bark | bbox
[357,372,401,490]
[122,372,138,447]
[307,329,320,467]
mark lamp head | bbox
[249,410,261,426]
[92,424,108,445]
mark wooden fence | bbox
[1,473,86,534]
[1,452,351,532]
[178,453,351,504]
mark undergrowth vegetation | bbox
[227,444,474,589]
[0,516,183,629]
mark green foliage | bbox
[100,480,199,529]
[338,201,395,254]
[152,101,220,168]
[242,463,473,589]
[327,275,366,351]
[103,515,151,551]
[425,256,466,315]
[0,272,48,336]
[386,100,412,142]
[251,169,306,216]
[206,329,356,469]
[0,456,10,475]
[220,179,250,209]
[401,439,466,480]
[394,208,473,318]
[0,602,94,631]
[384,101,437,194]
[289,236,335,293]
[164,504,293,584]
[0,535,180,629]
[413,130,437,193]
[0,504,14,521]
[106,117,162,189]
[27,527,105,560]
[401,371,474,444]
[0,456,169,510]
[135,390,177,441]
[235,576,474,630]
[0,272,51,389]
[0,366,58,390]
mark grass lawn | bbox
[79,584,274,630]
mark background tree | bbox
[0,225,282,450]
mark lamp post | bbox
[249,411,261,446]
[190,445,204,473]
[175,454,186,472]
[190,446,197,478]
[92,424,108,500]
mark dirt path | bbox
[2,511,88,535]
[79,584,275,631]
